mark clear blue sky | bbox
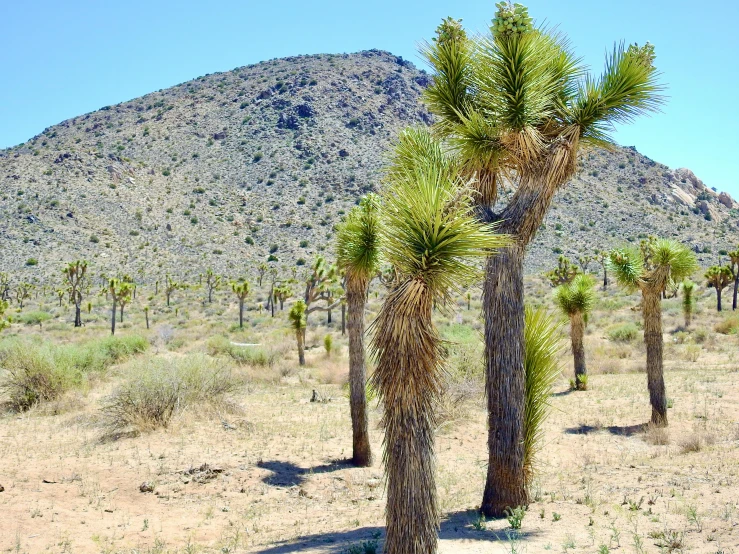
[1,1,738,197]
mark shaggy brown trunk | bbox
[341,303,346,335]
[120,305,124,323]
[602,267,608,290]
[481,165,569,516]
[371,279,442,554]
[347,274,372,467]
[74,303,82,327]
[111,302,117,336]
[145,310,149,329]
[296,328,305,366]
[642,288,667,427]
[570,312,586,390]
[239,299,244,329]
[716,287,723,312]
[166,292,171,307]
[733,274,738,311]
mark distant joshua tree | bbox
[727,247,739,310]
[204,268,221,304]
[231,280,250,329]
[63,260,89,327]
[705,265,732,312]
[272,284,293,311]
[681,279,695,328]
[289,299,307,366]
[546,255,581,287]
[0,273,10,302]
[336,193,381,468]
[164,274,182,307]
[15,282,34,310]
[108,278,133,335]
[554,274,596,390]
[257,263,268,287]
[610,239,697,426]
[595,251,609,289]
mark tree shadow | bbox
[252,509,540,553]
[256,459,352,487]
[564,423,646,436]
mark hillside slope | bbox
[1,50,737,285]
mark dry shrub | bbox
[206,335,279,367]
[596,358,624,375]
[645,422,669,445]
[679,433,703,453]
[714,315,739,335]
[683,344,701,362]
[101,354,239,432]
[606,323,640,343]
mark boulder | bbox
[718,192,735,208]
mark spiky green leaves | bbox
[523,307,562,484]
[609,239,697,292]
[289,299,307,331]
[336,194,381,280]
[554,273,596,317]
[382,130,510,301]
[705,265,732,290]
[0,299,10,332]
[682,279,695,314]
[231,279,250,300]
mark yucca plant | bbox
[230,280,250,329]
[63,260,89,327]
[705,265,733,312]
[729,248,739,311]
[422,4,663,516]
[523,307,563,484]
[681,279,695,328]
[289,300,307,366]
[336,193,381,467]
[609,238,697,426]
[370,128,510,554]
[553,273,595,390]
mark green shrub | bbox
[714,315,739,335]
[206,336,276,367]
[25,258,38,266]
[324,334,333,357]
[102,354,238,431]
[19,311,52,327]
[607,323,640,342]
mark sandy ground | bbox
[1,355,738,554]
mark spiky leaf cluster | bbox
[336,193,381,280]
[554,273,596,317]
[705,265,732,290]
[609,238,697,292]
[492,2,533,38]
[288,299,307,331]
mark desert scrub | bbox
[0,335,148,411]
[205,335,277,367]
[101,354,239,431]
[18,311,52,327]
[714,315,739,335]
[607,322,640,342]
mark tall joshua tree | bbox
[289,299,307,366]
[422,3,663,514]
[108,278,133,335]
[554,274,596,390]
[609,239,697,426]
[336,193,381,468]
[63,260,89,327]
[682,279,695,328]
[371,128,509,554]
[231,279,250,329]
[705,265,732,312]
[729,247,739,311]
[596,251,609,289]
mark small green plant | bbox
[607,322,640,342]
[345,540,378,554]
[471,512,486,531]
[505,506,526,530]
[324,334,333,357]
[552,512,561,522]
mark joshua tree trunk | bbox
[74,303,82,327]
[602,267,608,289]
[296,328,305,366]
[481,244,527,517]
[120,306,124,322]
[716,288,723,312]
[642,288,667,426]
[111,302,117,336]
[341,303,346,335]
[327,308,332,325]
[238,300,244,329]
[570,312,587,390]
[145,310,149,329]
[734,274,738,311]
[371,279,440,554]
[166,292,171,307]
[346,275,372,467]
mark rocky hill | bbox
[1,50,737,286]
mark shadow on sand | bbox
[256,459,352,487]
[564,423,646,437]
[253,509,540,553]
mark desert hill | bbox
[1,50,737,284]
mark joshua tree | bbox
[729,248,739,310]
[231,280,250,329]
[0,299,10,332]
[163,274,182,307]
[0,273,10,302]
[144,305,150,329]
[55,288,66,307]
[554,274,596,390]
[108,278,133,335]
[609,239,697,426]
[273,284,292,311]
[577,255,594,273]
[546,255,581,287]
[257,263,268,287]
[304,256,342,321]
[118,275,135,322]
[595,251,609,289]
[371,128,509,554]
[681,279,695,328]
[289,299,307,366]
[336,193,381,468]
[204,268,221,304]
[705,265,732,312]
[15,282,34,310]
[63,260,89,327]
[422,4,663,514]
